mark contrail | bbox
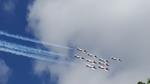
[0,31,72,50]
[0,40,66,58]
[0,40,69,64]
[0,47,68,64]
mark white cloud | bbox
[28,0,150,84]
[0,58,11,84]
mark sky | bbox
[0,0,52,84]
[1,0,150,84]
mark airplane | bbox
[98,58,105,63]
[77,48,82,51]
[86,64,96,70]
[118,59,122,62]
[105,60,109,63]
[104,68,109,72]
[98,65,109,71]
[86,60,97,64]
[98,65,105,69]
[86,64,92,68]
[111,57,117,60]
[111,57,122,62]
[105,63,109,66]
[74,55,86,60]
[74,55,81,59]
[93,61,97,64]
[86,59,93,63]
[98,61,106,66]
[81,57,85,60]
[83,49,88,53]
[98,61,110,67]
[77,48,89,54]
[87,53,93,57]
[94,55,98,58]
[92,66,97,70]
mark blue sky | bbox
[0,0,56,84]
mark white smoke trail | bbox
[0,40,69,64]
[0,47,67,64]
[0,40,66,58]
[0,31,72,50]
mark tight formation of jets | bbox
[75,48,122,72]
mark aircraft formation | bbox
[74,48,122,72]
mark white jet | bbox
[93,61,97,64]
[92,66,97,70]
[74,55,85,60]
[105,60,109,63]
[98,65,109,72]
[87,53,93,57]
[98,65,105,69]
[86,59,93,63]
[104,67,109,72]
[80,57,85,60]
[74,55,81,59]
[98,61,106,67]
[77,48,82,51]
[98,58,106,63]
[83,49,88,54]
[118,59,122,62]
[86,64,96,70]
[105,63,109,66]
[111,56,122,62]
[77,48,88,54]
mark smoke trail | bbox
[0,31,72,49]
[0,47,67,64]
[0,40,69,64]
[0,40,66,58]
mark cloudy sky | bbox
[0,0,150,84]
